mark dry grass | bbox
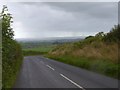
[47,42,119,79]
[50,42,118,63]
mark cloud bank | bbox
[5,2,118,39]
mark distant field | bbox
[22,45,56,56]
[23,45,55,52]
[18,41,57,56]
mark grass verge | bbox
[46,55,119,79]
[2,58,23,88]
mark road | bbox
[14,56,118,89]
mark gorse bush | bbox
[1,5,23,88]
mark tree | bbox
[103,25,120,42]
[2,5,14,40]
[1,5,23,88]
[95,32,104,37]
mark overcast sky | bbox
[0,2,118,39]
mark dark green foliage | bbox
[84,25,120,44]
[85,36,94,40]
[95,32,104,37]
[1,5,23,88]
[103,25,120,43]
[73,32,105,49]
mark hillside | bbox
[18,37,84,56]
[47,25,120,79]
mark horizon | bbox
[15,36,85,42]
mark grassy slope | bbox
[47,41,119,79]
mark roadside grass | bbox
[0,46,1,89]
[2,41,23,88]
[0,64,1,89]
[46,41,119,79]
[46,55,119,79]
[3,58,23,88]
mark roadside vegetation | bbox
[47,25,120,79]
[1,6,23,88]
[0,16,2,89]
[20,25,119,79]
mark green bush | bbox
[103,25,120,43]
[1,5,23,88]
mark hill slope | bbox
[47,25,120,79]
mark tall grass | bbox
[47,40,119,79]
[47,54,119,79]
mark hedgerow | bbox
[1,5,23,88]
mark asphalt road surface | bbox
[14,56,118,89]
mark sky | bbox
[0,1,118,39]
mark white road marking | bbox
[46,65,55,71]
[60,74,85,89]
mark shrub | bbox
[1,5,23,88]
[103,25,120,43]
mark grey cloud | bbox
[7,2,118,38]
[44,2,118,18]
[19,2,118,19]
